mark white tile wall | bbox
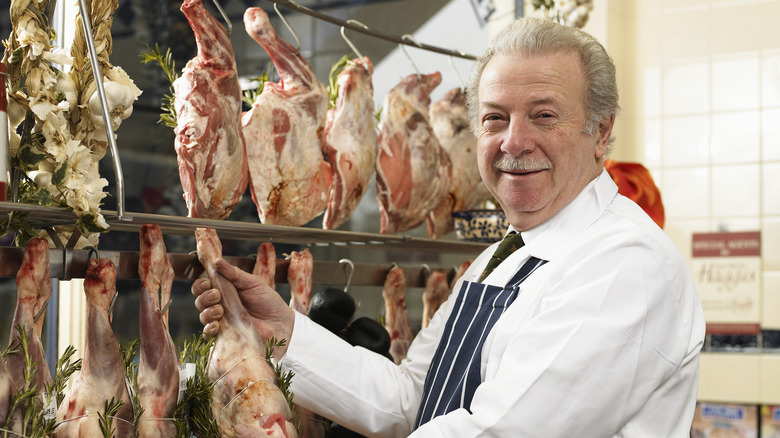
[625,1,780,328]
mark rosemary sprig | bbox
[48,344,82,406]
[265,337,298,433]
[97,397,125,438]
[241,72,269,108]
[1,325,58,438]
[326,55,352,109]
[139,44,180,128]
[120,339,143,438]
[174,334,218,438]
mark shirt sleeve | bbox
[411,234,700,437]
[280,308,446,437]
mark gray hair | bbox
[466,17,620,146]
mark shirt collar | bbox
[510,169,618,261]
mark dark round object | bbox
[342,317,392,357]
[308,288,356,333]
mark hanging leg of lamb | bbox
[254,242,277,289]
[242,7,333,227]
[376,72,452,234]
[8,237,52,400]
[195,228,297,438]
[285,248,326,438]
[382,266,413,364]
[173,0,249,220]
[426,88,491,238]
[421,270,450,330]
[321,57,378,230]
[287,249,313,315]
[137,224,179,437]
[55,258,133,437]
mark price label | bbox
[42,393,57,421]
[178,363,196,403]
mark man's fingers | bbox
[191,277,212,297]
[215,258,258,290]
[203,321,220,338]
[194,288,222,311]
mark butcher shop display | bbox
[382,265,414,364]
[321,56,379,230]
[426,88,492,238]
[137,224,180,437]
[242,7,333,227]
[375,72,452,234]
[195,228,298,437]
[173,0,249,220]
[56,258,134,437]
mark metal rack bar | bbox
[0,246,460,287]
[0,202,489,254]
[263,0,480,60]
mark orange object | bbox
[605,159,665,229]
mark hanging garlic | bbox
[86,66,142,133]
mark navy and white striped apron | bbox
[413,257,548,429]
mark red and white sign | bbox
[691,232,761,333]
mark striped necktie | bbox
[479,232,525,282]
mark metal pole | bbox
[77,0,126,219]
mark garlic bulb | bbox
[87,66,142,132]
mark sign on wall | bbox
[691,231,761,333]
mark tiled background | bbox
[493,0,780,329]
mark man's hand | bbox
[192,258,295,357]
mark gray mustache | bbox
[493,157,552,172]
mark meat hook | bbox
[338,258,354,294]
[273,2,302,56]
[211,0,232,35]
[448,53,466,91]
[400,34,423,82]
[421,263,432,281]
[340,19,369,70]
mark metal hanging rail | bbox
[0,202,489,255]
[0,245,460,286]
[263,0,480,60]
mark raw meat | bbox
[284,248,326,438]
[421,270,450,330]
[0,355,15,434]
[321,57,378,230]
[137,224,179,437]
[242,7,333,227]
[55,258,133,437]
[173,0,249,220]
[195,228,297,438]
[426,88,491,238]
[376,72,452,234]
[8,237,52,397]
[287,249,313,315]
[254,242,277,289]
[382,266,413,364]
[451,260,472,288]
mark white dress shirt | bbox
[280,169,705,437]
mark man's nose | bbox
[500,119,536,156]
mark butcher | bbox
[193,17,705,437]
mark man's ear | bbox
[595,114,615,159]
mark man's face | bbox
[476,51,612,230]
